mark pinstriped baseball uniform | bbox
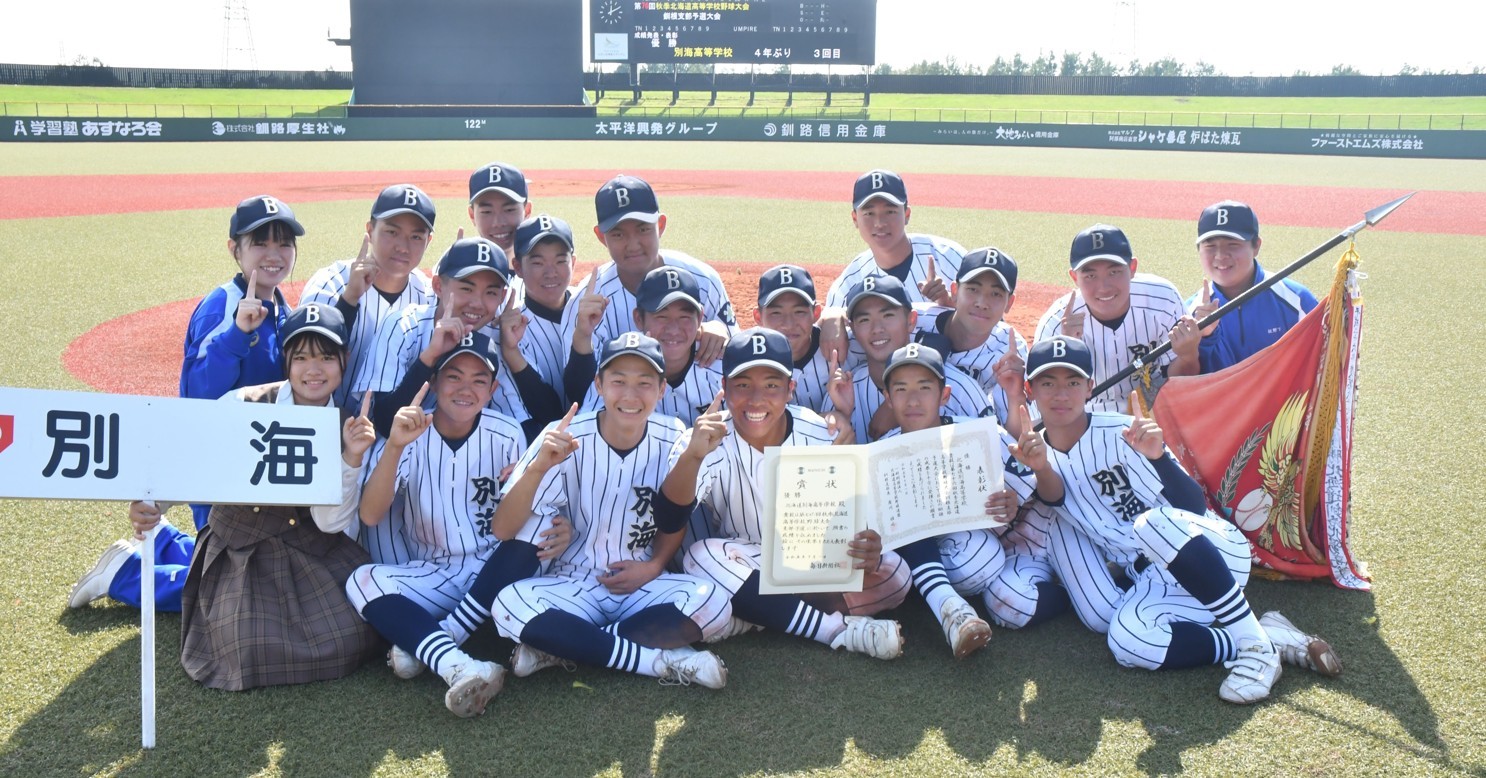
[788,329,833,413]
[586,249,737,349]
[579,354,723,428]
[345,409,525,616]
[913,306,1026,426]
[355,302,531,423]
[824,362,990,443]
[1034,274,1185,414]
[515,288,583,399]
[301,260,434,407]
[823,234,967,310]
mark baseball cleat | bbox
[444,660,506,718]
[941,599,992,659]
[656,647,728,689]
[387,644,425,679]
[704,616,763,644]
[1219,644,1282,704]
[830,615,904,660]
[1259,611,1342,677]
[510,643,575,677]
[68,539,137,608]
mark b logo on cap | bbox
[862,276,877,292]
[261,197,279,215]
[1051,339,1067,358]
[614,188,631,209]
[904,342,921,359]
[985,249,1000,265]
[538,215,553,231]
[488,166,503,183]
[778,267,794,285]
[403,187,419,207]
[1090,232,1105,250]
[751,334,768,355]
[871,172,885,190]
[305,305,320,324]
[665,269,681,290]
[476,243,492,263]
[624,332,642,348]
[461,332,476,348]
[1216,208,1229,226]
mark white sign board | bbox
[0,386,341,505]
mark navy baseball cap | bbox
[723,328,792,378]
[468,161,529,204]
[515,214,575,259]
[1070,224,1133,270]
[599,332,666,375]
[852,169,907,210]
[958,247,1018,293]
[434,331,500,374]
[281,302,347,347]
[1026,336,1093,380]
[846,275,911,317]
[435,237,513,282]
[371,184,436,230]
[595,174,661,233]
[757,264,817,307]
[1196,200,1260,245]
[229,195,305,238]
[636,265,702,314]
[883,342,946,384]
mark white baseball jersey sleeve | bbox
[517,289,583,398]
[302,259,434,406]
[588,249,738,347]
[1042,412,1171,567]
[914,306,1026,425]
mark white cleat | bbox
[68,539,138,608]
[443,660,506,718]
[1219,644,1282,705]
[704,616,763,644]
[656,647,728,689]
[387,644,425,679]
[941,599,992,659]
[830,615,904,660]
[1259,611,1342,677]
[510,643,575,677]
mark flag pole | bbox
[1086,192,1415,403]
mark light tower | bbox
[223,0,259,71]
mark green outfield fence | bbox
[3,101,1484,131]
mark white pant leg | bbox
[345,555,483,617]
[1132,507,1252,586]
[984,554,1057,629]
[1047,515,1124,635]
[609,572,735,641]
[490,575,608,642]
[682,537,761,596]
[937,529,1006,596]
[1106,566,1217,670]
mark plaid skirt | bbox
[180,503,385,691]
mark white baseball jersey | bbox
[789,329,833,413]
[824,363,990,443]
[1034,274,1185,414]
[914,306,1026,426]
[366,408,525,564]
[579,354,722,427]
[302,259,434,406]
[1042,412,1170,567]
[823,233,967,309]
[355,302,530,423]
[516,289,584,398]
[586,249,738,348]
[674,406,836,544]
[511,411,688,579]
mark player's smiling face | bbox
[433,353,496,428]
[886,364,950,434]
[849,297,916,364]
[597,217,666,280]
[469,190,529,253]
[596,355,665,428]
[1028,366,1092,429]
[285,336,343,407]
[230,222,297,291]
[755,293,819,360]
[953,276,1013,332]
[1198,236,1260,295]
[1071,259,1135,321]
[368,213,432,278]
[852,198,911,258]
[437,270,508,331]
[725,366,794,445]
[637,301,700,374]
[516,239,573,310]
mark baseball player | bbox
[911,247,1028,428]
[824,276,990,442]
[467,161,532,260]
[487,334,734,688]
[509,214,588,399]
[347,332,529,717]
[1024,335,1342,703]
[661,328,909,660]
[585,174,737,363]
[876,343,1071,655]
[572,265,723,427]
[752,264,841,413]
[1034,224,1201,414]
[1186,201,1319,373]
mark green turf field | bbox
[1,140,1484,777]
[3,84,1484,129]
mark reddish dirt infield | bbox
[3,168,1479,236]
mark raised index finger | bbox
[1201,279,1213,305]
[704,389,724,415]
[926,254,937,280]
[357,233,371,262]
[830,348,840,373]
[359,390,373,419]
[411,382,430,408]
[247,268,259,300]
[586,272,599,297]
[1061,290,1077,319]
[1127,390,1147,418]
[556,402,578,432]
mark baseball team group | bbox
[66,161,1343,717]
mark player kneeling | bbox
[488,334,734,687]
[1027,336,1342,703]
[662,329,911,660]
[877,343,1071,658]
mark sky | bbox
[3,0,1481,77]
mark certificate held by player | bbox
[760,417,1005,594]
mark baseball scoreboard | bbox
[590,0,877,65]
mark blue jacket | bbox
[1185,261,1318,374]
[179,275,289,401]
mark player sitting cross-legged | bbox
[1026,335,1342,703]
[346,332,538,717]
[660,328,910,659]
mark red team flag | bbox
[1152,249,1370,590]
